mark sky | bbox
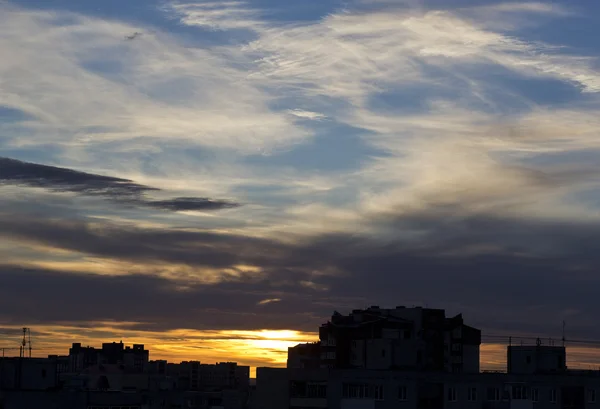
[3,0,600,373]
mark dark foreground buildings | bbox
[1,305,596,409]
[0,341,250,409]
[296,305,482,373]
[257,306,598,409]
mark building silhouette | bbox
[290,306,481,373]
[0,341,250,409]
[69,341,149,373]
[255,306,600,409]
[1,306,598,409]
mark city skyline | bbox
[3,0,600,379]
[4,312,600,377]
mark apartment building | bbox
[313,306,480,373]
[255,366,600,409]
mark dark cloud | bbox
[0,327,28,337]
[0,265,326,332]
[146,197,239,211]
[0,157,239,212]
[0,157,154,196]
[0,216,292,270]
[2,205,600,339]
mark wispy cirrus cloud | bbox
[166,1,264,32]
[0,3,310,154]
[244,8,600,99]
[286,109,327,121]
[469,2,569,15]
[257,298,282,305]
[3,0,600,369]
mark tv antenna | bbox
[19,327,32,358]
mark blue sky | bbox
[3,0,600,368]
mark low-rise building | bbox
[288,342,321,369]
[507,342,566,375]
[170,361,250,392]
[68,342,149,374]
[0,357,58,390]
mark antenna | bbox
[20,328,32,358]
[562,321,566,347]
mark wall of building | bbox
[508,346,566,374]
[256,367,600,409]
[0,358,58,390]
[253,368,289,409]
[83,370,149,391]
[463,344,480,373]
[288,343,321,369]
[365,339,393,370]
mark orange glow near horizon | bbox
[0,324,316,377]
[4,324,600,377]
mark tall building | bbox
[316,306,481,373]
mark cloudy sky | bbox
[2,0,600,372]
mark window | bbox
[321,337,336,347]
[512,385,527,400]
[307,382,327,399]
[398,385,408,401]
[468,387,477,401]
[589,389,596,403]
[291,381,307,398]
[381,349,386,358]
[342,383,357,399]
[526,355,531,364]
[342,383,383,400]
[532,388,539,402]
[447,387,457,402]
[372,384,384,400]
[486,387,500,401]
[550,388,557,403]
